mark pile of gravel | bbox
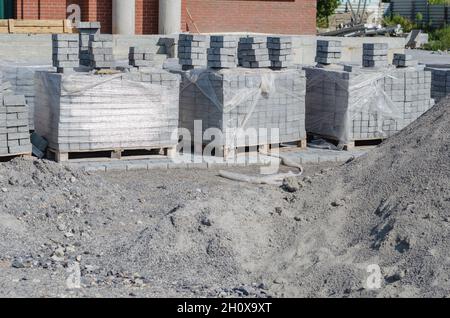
[0,97,449,298]
[269,96,450,297]
[100,97,450,298]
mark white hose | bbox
[219,150,304,185]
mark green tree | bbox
[428,0,450,5]
[317,0,341,27]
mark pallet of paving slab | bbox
[307,133,385,150]
[47,146,177,163]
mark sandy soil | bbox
[0,98,449,298]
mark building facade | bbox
[1,0,316,35]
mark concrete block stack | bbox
[362,43,389,68]
[52,34,80,72]
[238,37,271,68]
[129,47,155,69]
[426,67,450,103]
[179,68,306,152]
[207,36,238,69]
[77,21,101,66]
[34,70,180,153]
[128,69,181,90]
[379,68,433,128]
[268,36,293,69]
[393,54,418,68]
[88,34,114,69]
[304,65,434,144]
[0,94,31,156]
[0,106,5,154]
[178,34,209,70]
[0,65,54,130]
[315,40,342,65]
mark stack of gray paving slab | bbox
[179,68,306,152]
[0,94,31,156]
[178,34,209,70]
[88,34,114,69]
[393,53,418,68]
[268,36,293,69]
[238,37,271,68]
[426,67,450,102]
[129,47,155,69]
[34,70,179,153]
[77,21,101,66]
[207,36,238,69]
[127,69,180,90]
[0,64,54,130]
[52,34,80,73]
[362,43,389,68]
[315,40,342,65]
[304,65,434,143]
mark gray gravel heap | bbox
[0,98,449,298]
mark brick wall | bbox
[182,0,317,35]
[14,0,316,35]
[136,0,159,35]
[15,0,69,20]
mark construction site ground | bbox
[0,97,449,298]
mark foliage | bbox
[383,14,415,33]
[317,0,340,27]
[428,0,450,5]
[424,26,450,51]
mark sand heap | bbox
[0,98,448,298]
[269,96,450,297]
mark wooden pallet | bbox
[0,152,32,162]
[47,146,177,163]
[0,19,76,34]
[308,133,385,150]
[212,139,307,158]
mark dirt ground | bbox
[0,160,335,298]
[0,98,449,298]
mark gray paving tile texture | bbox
[65,147,368,172]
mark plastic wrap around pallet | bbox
[179,68,306,151]
[34,70,180,152]
[304,65,434,144]
[0,61,55,130]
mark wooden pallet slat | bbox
[12,27,65,34]
[220,139,307,158]
[307,133,385,151]
[0,19,75,34]
[14,20,64,27]
[47,146,177,163]
[8,19,14,33]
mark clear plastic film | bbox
[0,61,55,129]
[179,68,307,151]
[304,65,406,144]
[34,70,180,152]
